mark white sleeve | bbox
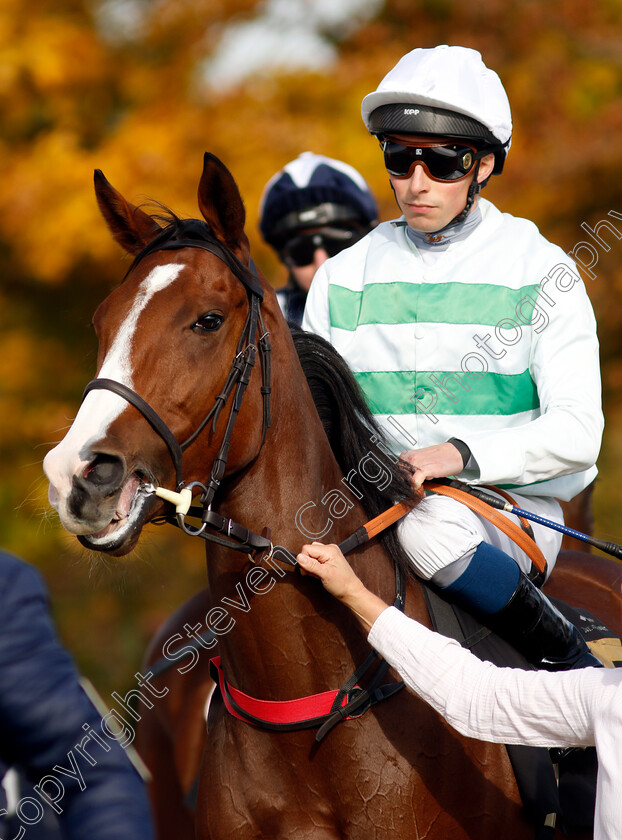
[301,263,332,341]
[592,680,622,840]
[368,607,602,748]
[462,267,603,487]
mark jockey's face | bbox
[389,151,495,233]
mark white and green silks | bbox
[303,198,602,502]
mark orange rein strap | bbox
[337,501,415,556]
[343,483,546,576]
[424,480,547,574]
[363,501,415,540]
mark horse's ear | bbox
[197,153,249,257]
[94,170,162,255]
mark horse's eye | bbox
[193,312,224,333]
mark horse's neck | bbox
[219,335,357,538]
[206,360,401,695]
[224,383,351,540]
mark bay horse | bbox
[134,421,609,839]
[43,153,622,840]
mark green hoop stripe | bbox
[329,282,542,330]
[354,369,539,416]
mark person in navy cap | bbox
[259,152,378,326]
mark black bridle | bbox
[82,230,273,554]
[98,227,411,741]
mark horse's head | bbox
[44,154,274,556]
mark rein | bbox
[425,480,547,579]
[82,233,272,554]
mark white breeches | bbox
[397,490,563,586]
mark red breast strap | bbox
[209,657,356,728]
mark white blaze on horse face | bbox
[99,262,184,383]
[43,263,184,515]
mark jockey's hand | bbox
[296,543,388,629]
[400,442,465,492]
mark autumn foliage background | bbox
[1,0,621,696]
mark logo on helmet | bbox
[404,108,420,116]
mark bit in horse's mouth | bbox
[81,473,153,553]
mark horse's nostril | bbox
[84,454,125,489]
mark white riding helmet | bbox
[361,45,512,174]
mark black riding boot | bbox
[489,572,602,670]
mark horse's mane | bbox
[290,325,415,577]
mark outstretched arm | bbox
[297,542,620,840]
[296,542,602,747]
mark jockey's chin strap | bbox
[82,235,273,556]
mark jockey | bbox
[302,45,604,670]
[259,152,378,325]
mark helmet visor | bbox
[382,138,484,182]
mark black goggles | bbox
[382,140,484,182]
[279,227,363,267]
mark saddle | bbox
[423,583,622,838]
